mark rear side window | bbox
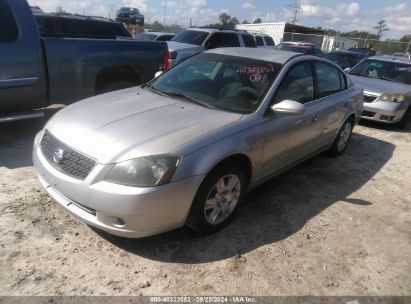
[315,62,343,98]
[242,34,257,47]
[255,36,264,46]
[273,62,314,104]
[264,36,275,46]
[206,33,240,49]
[35,15,131,39]
[0,0,19,41]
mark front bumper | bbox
[361,100,408,124]
[33,131,204,238]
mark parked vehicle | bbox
[34,12,132,39]
[276,41,315,49]
[392,52,411,60]
[0,0,168,122]
[324,51,368,70]
[116,7,144,25]
[33,48,362,238]
[167,28,257,67]
[134,32,175,42]
[277,43,324,57]
[348,55,411,127]
[347,47,376,57]
[253,33,275,48]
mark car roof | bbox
[185,28,247,34]
[369,55,411,64]
[142,32,173,36]
[327,51,364,56]
[206,48,301,64]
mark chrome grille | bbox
[363,94,378,103]
[40,130,96,180]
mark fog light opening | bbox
[380,115,394,121]
[111,217,126,228]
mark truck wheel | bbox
[186,163,247,234]
[101,80,134,94]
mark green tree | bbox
[253,18,262,24]
[219,13,232,25]
[242,20,249,24]
[374,20,389,39]
[231,17,239,25]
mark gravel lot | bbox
[0,108,410,296]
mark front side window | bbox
[315,62,343,98]
[264,36,275,46]
[0,0,19,41]
[150,53,281,114]
[273,62,314,104]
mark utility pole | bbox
[163,0,167,25]
[190,17,192,28]
[287,0,301,24]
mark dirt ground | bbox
[0,108,410,296]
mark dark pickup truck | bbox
[0,0,168,122]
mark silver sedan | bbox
[33,48,363,238]
[347,55,411,127]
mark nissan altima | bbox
[33,48,363,238]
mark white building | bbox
[235,22,324,47]
[321,36,359,53]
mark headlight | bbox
[379,93,405,103]
[105,155,180,187]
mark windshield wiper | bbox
[378,76,395,82]
[162,91,215,109]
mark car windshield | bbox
[282,45,307,53]
[135,33,156,40]
[171,30,209,46]
[149,53,281,114]
[349,59,411,85]
[325,53,357,67]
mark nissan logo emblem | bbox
[53,148,65,164]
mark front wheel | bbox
[328,118,354,156]
[186,164,247,234]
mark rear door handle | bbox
[312,116,319,123]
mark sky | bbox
[27,0,411,39]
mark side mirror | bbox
[154,71,163,78]
[271,100,305,115]
[344,67,351,73]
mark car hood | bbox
[45,86,242,164]
[349,74,411,96]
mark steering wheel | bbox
[238,86,260,101]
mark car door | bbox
[0,0,46,113]
[260,61,323,179]
[312,61,348,145]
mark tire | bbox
[396,105,411,129]
[328,117,354,156]
[100,80,134,94]
[186,163,247,234]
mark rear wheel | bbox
[186,164,247,234]
[328,118,354,156]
